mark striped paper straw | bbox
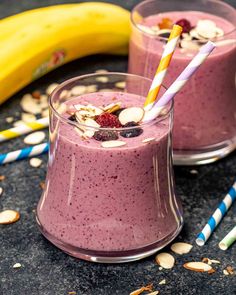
[0,142,49,165]
[196,181,236,246]
[219,225,236,250]
[0,117,49,142]
[143,24,183,111]
[143,41,216,122]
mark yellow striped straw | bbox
[0,117,49,142]
[144,24,183,111]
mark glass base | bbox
[173,137,236,166]
[36,215,183,263]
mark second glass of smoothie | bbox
[36,73,183,263]
[129,0,236,165]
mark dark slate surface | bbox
[0,1,236,294]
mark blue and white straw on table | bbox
[0,142,49,165]
[196,181,236,246]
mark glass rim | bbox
[130,0,236,42]
[49,72,174,131]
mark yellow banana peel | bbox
[0,2,131,104]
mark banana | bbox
[0,2,130,104]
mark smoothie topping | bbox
[95,112,122,128]
[175,19,192,33]
[120,122,143,138]
[118,107,144,125]
[158,17,173,29]
[155,252,175,269]
[101,140,126,148]
[93,130,118,141]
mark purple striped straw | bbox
[143,41,216,122]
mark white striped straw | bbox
[196,181,236,246]
[0,143,49,165]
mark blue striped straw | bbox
[0,142,49,165]
[196,181,236,246]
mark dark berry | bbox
[68,114,76,121]
[159,32,170,39]
[93,130,118,141]
[95,112,122,128]
[120,121,143,138]
[113,108,125,117]
[176,19,192,33]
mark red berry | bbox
[95,112,122,128]
[176,19,192,33]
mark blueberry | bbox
[68,114,76,121]
[159,32,170,39]
[120,121,143,138]
[93,130,118,141]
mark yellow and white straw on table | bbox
[0,117,49,142]
[143,24,183,111]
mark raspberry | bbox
[176,19,192,33]
[120,122,143,138]
[95,112,122,128]
[93,130,118,141]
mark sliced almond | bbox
[148,292,159,295]
[29,158,42,168]
[71,85,87,96]
[0,175,5,181]
[142,137,155,143]
[84,118,100,128]
[85,85,97,93]
[59,89,71,99]
[0,210,20,224]
[38,95,48,109]
[95,76,109,83]
[155,252,175,269]
[101,140,126,148]
[46,83,59,95]
[202,257,212,265]
[21,113,36,123]
[115,81,126,89]
[6,117,14,123]
[0,187,3,196]
[223,269,229,276]
[159,279,166,285]
[20,94,42,114]
[130,284,153,295]
[119,107,144,125]
[183,262,214,273]
[171,242,193,255]
[24,131,46,145]
[13,263,22,269]
[210,259,221,264]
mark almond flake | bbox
[155,252,175,269]
[142,137,155,143]
[119,107,144,125]
[159,279,166,285]
[21,113,36,123]
[148,292,159,295]
[0,210,20,224]
[71,85,87,96]
[13,120,25,127]
[0,175,5,181]
[223,269,229,276]
[115,81,126,89]
[101,140,126,148]
[60,89,71,99]
[210,259,221,264]
[29,158,42,168]
[24,131,46,145]
[85,85,97,93]
[95,69,108,74]
[20,94,42,114]
[183,262,214,273]
[40,182,45,190]
[130,284,153,295]
[46,83,59,95]
[226,266,234,275]
[95,76,109,83]
[202,258,212,265]
[171,242,193,255]
[0,187,3,196]
[84,118,100,128]
[13,263,22,269]
[6,117,14,123]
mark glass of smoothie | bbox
[129,0,236,165]
[36,73,183,263]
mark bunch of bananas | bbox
[0,2,130,104]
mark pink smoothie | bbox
[129,11,236,150]
[37,92,183,252]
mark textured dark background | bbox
[0,1,236,294]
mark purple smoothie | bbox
[37,91,183,253]
[129,11,236,150]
